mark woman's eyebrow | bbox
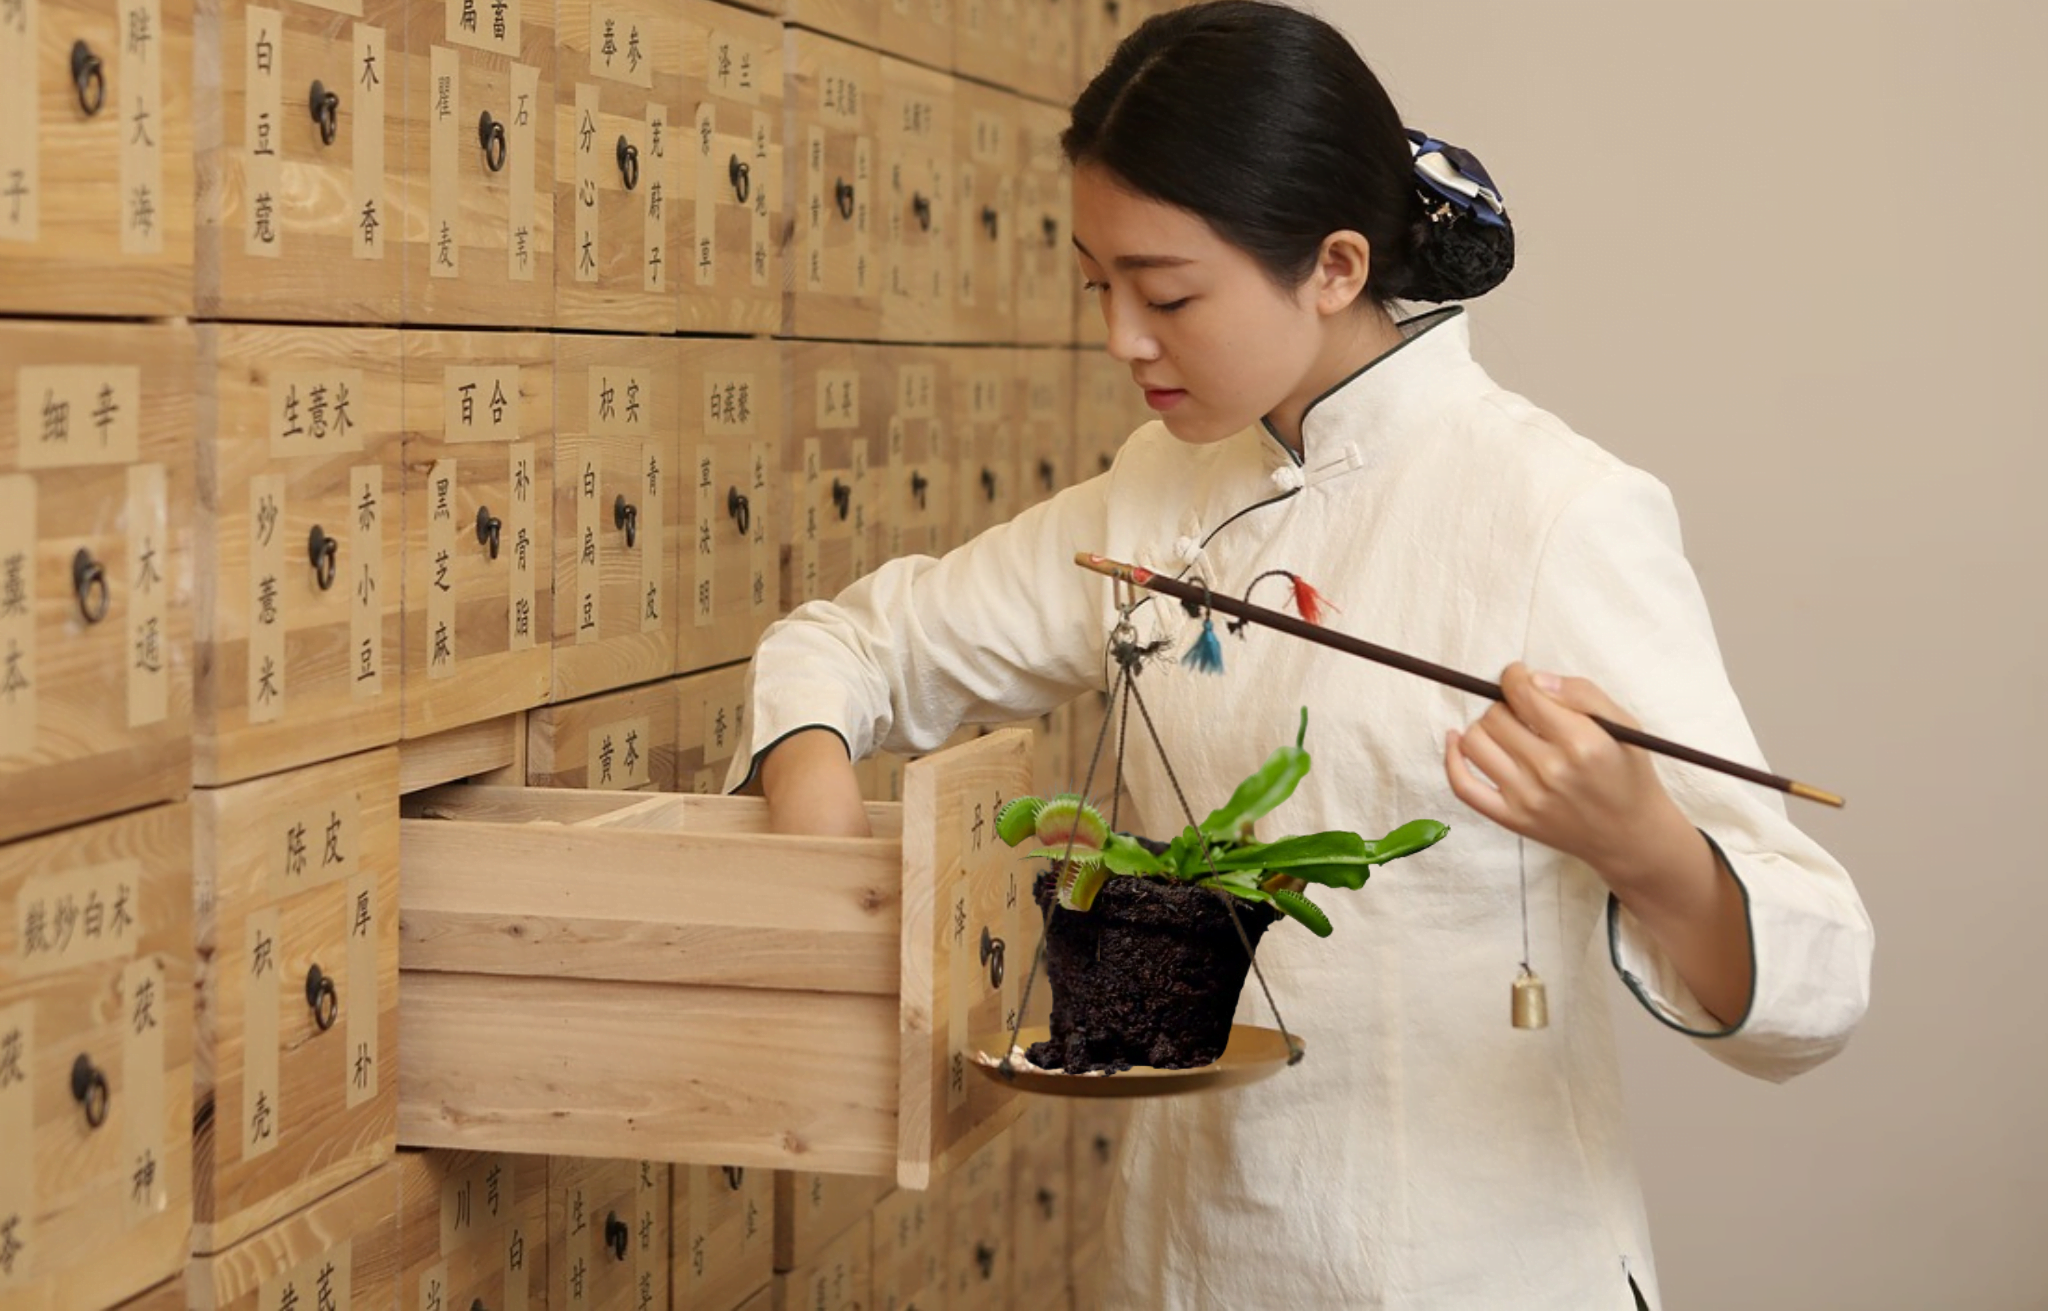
[1071,236,1195,271]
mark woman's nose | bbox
[1101,297,1160,365]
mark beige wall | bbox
[1311,1,2047,1306]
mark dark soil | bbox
[1027,866,1279,1074]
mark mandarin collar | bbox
[1258,306,1474,477]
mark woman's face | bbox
[1071,164,1330,447]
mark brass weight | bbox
[1511,967,1549,1030]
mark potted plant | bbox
[998,709,1448,1073]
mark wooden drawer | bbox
[672,1163,772,1311]
[0,321,193,845]
[0,0,193,315]
[679,0,783,335]
[945,347,1019,550]
[400,0,557,327]
[395,1150,548,1311]
[191,747,400,1253]
[771,1211,869,1311]
[951,0,1018,96]
[0,803,193,1311]
[1021,0,1079,106]
[1015,101,1074,347]
[944,1131,1011,1311]
[875,0,948,86]
[195,0,404,321]
[780,341,882,611]
[528,679,678,790]
[679,337,781,675]
[1073,346,1140,483]
[778,0,874,52]
[772,1171,887,1273]
[400,331,556,741]
[552,335,680,702]
[871,1175,945,1311]
[951,80,1016,346]
[873,346,952,571]
[1065,1101,1128,1284]
[187,1162,400,1311]
[672,662,748,796]
[194,324,404,787]
[396,728,1032,1188]
[1010,1101,1069,1299]
[1019,347,1074,513]
[781,29,878,342]
[877,57,953,345]
[548,1157,669,1311]
[555,0,681,332]
[112,1270,186,1310]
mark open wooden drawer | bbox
[398,729,1034,1189]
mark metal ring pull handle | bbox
[309,80,341,146]
[475,506,502,560]
[1104,0,1121,21]
[308,525,339,591]
[305,964,339,1032]
[1042,214,1059,248]
[616,135,639,190]
[71,41,105,117]
[1098,453,1112,473]
[1038,458,1055,492]
[979,927,1005,988]
[911,193,931,232]
[909,470,928,510]
[614,494,638,548]
[974,1242,997,1280]
[835,178,855,221]
[722,1166,745,1190]
[471,1301,487,1311]
[71,549,110,624]
[1092,1132,1112,1163]
[726,487,750,537]
[981,206,999,241]
[980,467,997,502]
[478,111,507,172]
[604,1214,630,1261]
[71,1054,111,1129]
[1036,1186,1056,1220]
[829,479,850,522]
[729,155,751,203]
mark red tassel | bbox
[1288,573,1337,626]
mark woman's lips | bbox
[1144,388,1187,412]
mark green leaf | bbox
[1204,831,1373,871]
[996,796,1044,848]
[1269,888,1333,937]
[1369,819,1451,863]
[1197,743,1312,840]
[1270,862,1375,890]
[1101,832,1171,877]
[1059,860,1112,911]
[1024,847,1103,869]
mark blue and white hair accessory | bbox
[1406,130,1508,229]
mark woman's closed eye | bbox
[1148,297,1191,314]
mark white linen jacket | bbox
[725,307,1874,1309]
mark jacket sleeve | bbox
[723,472,1116,792]
[1522,466,1873,1083]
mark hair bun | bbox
[1404,209,1516,302]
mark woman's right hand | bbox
[756,728,873,838]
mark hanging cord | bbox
[1518,836,1532,972]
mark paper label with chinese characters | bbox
[589,367,650,437]
[947,879,970,1115]
[119,0,165,255]
[635,1163,664,1311]
[351,466,385,698]
[639,443,664,635]
[586,715,651,789]
[426,459,459,679]
[419,1260,450,1311]
[898,364,936,420]
[268,370,364,457]
[0,0,40,246]
[850,438,870,580]
[127,463,169,729]
[0,476,35,757]
[884,415,906,559]
[446,0,518,56]
[956,163,977,307]
[121,955,169,1224]
[508,62,539,282]
[258,1240,352,1311]
[508,441,537,651]
[444,366,521,443]
[589,4,652,87]
[242,907,282,1159]
[750,111,770,289]
[574,454,600,645]
[351,24,387,260]
[429,45,461,279]
[692,102,716,287]
[12,859,145,974]
[345,867,378,1107]
[748,440,771,619]
[266,791,360,897]
[573,83,600,285]
[706,373,755,437]
[995,173,1015,312]
[815,370,858,430]
[692,446,715,629]
[799,437,820,605]
[803,126,824,292]
[245,8,284,258]
[15,366,142,467]
[707,29,758,104]
[819,65,861,129]
[686,1168,709,1293]
[703,688,742,768]
[644,103,667,292]
[503,1196,531,1311]
[854,135,873,295]
[247,473,287,725]
[0,1001,34,1290]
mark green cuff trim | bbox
[725,724,854,797]
[1606,829,1758,1039]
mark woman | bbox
[729,3,1873,1305]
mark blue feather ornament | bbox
[1183,617,1225,674]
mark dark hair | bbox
[1063,0,1514,304]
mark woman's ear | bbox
[1312,230,1372,315]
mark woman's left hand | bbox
[1444,662,1701,892]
